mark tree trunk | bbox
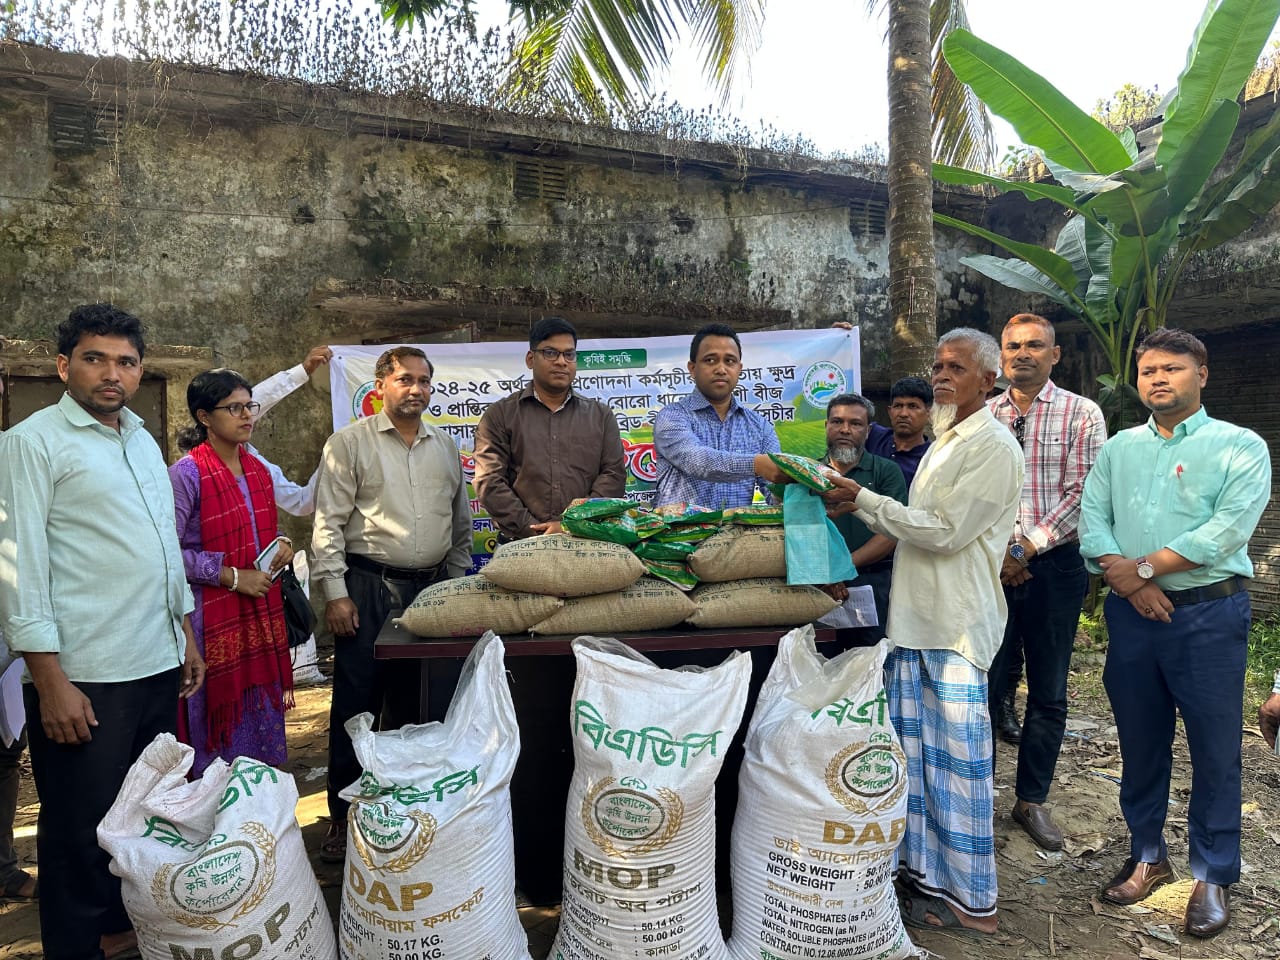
[887,0,937,382]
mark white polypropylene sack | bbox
[551,637,751,960]
[727,627,919,960]
[337,632,530,960]
[98,734,337,960]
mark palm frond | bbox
[930,0,994,168]
[687,0,764,105]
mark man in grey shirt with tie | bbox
[311,346,472,863]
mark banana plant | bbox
[932,0,1280,427]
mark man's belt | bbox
[346,552,447,582]
[1163,575,1245,608]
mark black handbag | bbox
[278,564,316,648]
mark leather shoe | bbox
[1011,801,1063,851]
[1100,857,1173,905]
[997,692,1022,745]
[1184,880,1230,938]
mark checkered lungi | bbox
[885,646,998,916]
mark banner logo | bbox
[352,381,381,419]
[801,361,847,408]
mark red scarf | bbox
[191,442,294,753]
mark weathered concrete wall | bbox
[0,46,996,519]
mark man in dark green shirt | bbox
[823,393,908,647]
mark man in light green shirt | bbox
[1079,328,1269,939]
[0,305,205,960]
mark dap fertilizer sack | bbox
[727,627,920,960]
[338,632,530,960]
[98,735,337,960]
[551,637,750,960]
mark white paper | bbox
[0,657,26,748]
[816,585,879,629]
[254,538,284,579]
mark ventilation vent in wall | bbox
[48,101,121,153]
[849,198,888,239]
[513,159,569,201]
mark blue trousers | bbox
[987,544,1088,803]
[1102,590,1250,885]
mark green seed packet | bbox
[768,452,836,492]
[641,558,699,592]
[633,539,699,561]
[723,505,784,525]
[563,497,633,520]
[650,521,721,544]
[653,502,724,525]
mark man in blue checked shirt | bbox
[1080,327,1270,939]
[653,323,787,508]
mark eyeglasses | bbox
[212,401,261,417]
[1012,415,1026,448]
[533,347,577,362]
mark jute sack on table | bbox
[480,534,646,597]
[688,525,787,582]
[551,638,750,960]
[98,735,337,960]
[687,578,837,628]
[530,576,695,634]
[337,632,530,960]
[395,575,562,637]
[727,626,921,960]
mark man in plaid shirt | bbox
[986,313,1106,851]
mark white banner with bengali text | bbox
[329,329,859,569]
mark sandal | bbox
[319,821,347,864]
[900,893,989,936]
[0,873,38,901]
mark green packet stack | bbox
[562,507,667,545]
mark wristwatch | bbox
[1135,556,1156,580]
[1008,542,1028,566]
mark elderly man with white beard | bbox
[824,328,1023,934]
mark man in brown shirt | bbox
[473,316,626,540]
[473,317,625,906]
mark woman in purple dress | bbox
[169,369,294,777]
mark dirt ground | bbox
[2,638,1278,960]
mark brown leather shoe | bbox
[1012,801,1063,851]
[1100,857,1173,905]
[1184,880,1230,938]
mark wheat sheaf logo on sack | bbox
[153,821,276,930]
[583,777,683,859]
[801,361,847,409]
[349,802,438,873]
[824,732,907,816]
[353,381,382,419]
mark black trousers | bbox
[24,668,180,960]
[327,563,461,822]
[987,544,1088,803]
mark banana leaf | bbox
[942,29,1133,175]
[935,212,1079,293]
[1158,0,1280,166]
[1164,97,1240,215]
[932,162,1080,208]
[958,254,1075,308]
[1189,142,1280,250]
[1183,102,1280,230]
